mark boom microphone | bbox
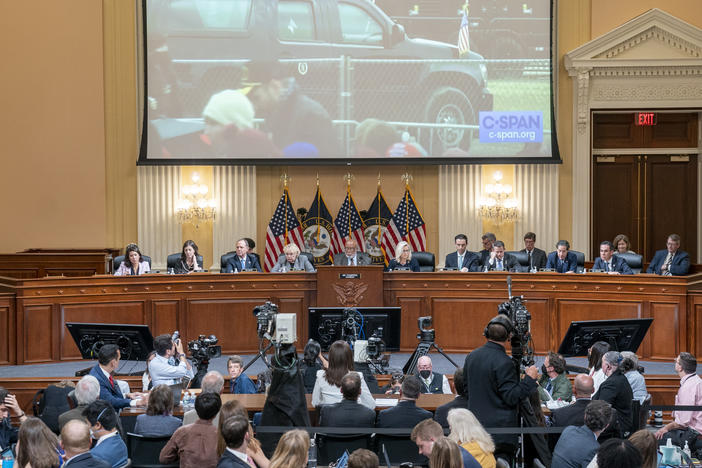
[507,275,513,298]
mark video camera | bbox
[417,316,435,342]
[187,335,222,364]
[253,301,297,344]
[498,276,534,369]
[366,328,386,360]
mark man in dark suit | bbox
[646,233,690,276]
[592,241,634,274]
[319,372,376,428]
[593,351,634,437]
[478,232,496,266]
[444,234,480,271]
[377,376,432,428]
[434,367,469,428]
[217,415,252,468]
[483,240,520,272]
[464,315,539,462]
[520,232,547,270]
[545,240,578,273]
[223,238,262,272]
[60,419,111,468]
[333,239,372,266]
[551,400,612,468]
[88,344,146,410]
[83,400,128,468]
[549,374,594,449]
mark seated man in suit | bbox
[88,344,146,410]
[478,232,496,267]
[647,233,690,276]
[538,352,572,402]
[592,241,633,275]
[59,375,100,431]
[217,415,252,468]
[333,239,371,266]
[416,356,452,394]
[483,240,519,272]
[521,232,547,271]
[271,243,315,272]
[444,234,480,272]
[549,374,594,436]
[60,419,111,468]
[83,400,128,468]
[545,240,578,273]
[228,355,257,394]
[593,351,634,438]
[434,368,469,428]
[319,372,376,428]
[377,376,432,428]
[551,400,612,468]
[223,238,262,272]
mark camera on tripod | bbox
[253,301,297,344]
[499,276,535,369]
[417,316,435,342]
[187,335,222,364]
[366,328,386,360]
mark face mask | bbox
[90,429,98,440]
[419,370,431,379]
[541,365,548,374]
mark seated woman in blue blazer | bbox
[386,240,420,272]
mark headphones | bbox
[483,314,514,339]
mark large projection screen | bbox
[140,0,559,165]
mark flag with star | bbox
[331,190,366,257]
[381,187,426,258]
[301,187,335,266]
[363,189,394,265]
[263,188,305,272]
[458,2,471,56]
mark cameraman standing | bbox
[464,315,538,462]
[150,334,194,387]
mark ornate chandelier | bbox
[478,171,518,224]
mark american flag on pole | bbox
[263,188,305,272]
[458,6,470,56]
[331,191,366,258]
[380,187,426,258]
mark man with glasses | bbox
[647,234,690,276]
[334,239,371,266]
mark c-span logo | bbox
[479,111,543,143]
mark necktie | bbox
[109,375,115,389]
[458,254,463,268]
[497,260,503,271]
[352,257,356,266]
[545,380,553,394]
[528,251,532,268]
[663,252,673,275]
[242,258,246,270]
[606,261,610,272]
[247,456,256,468]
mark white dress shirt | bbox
[149,354,194,387]
[311,370,376,409]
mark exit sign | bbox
[635,112,657,126]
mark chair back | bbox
[506,251,529,271]
[412,251,435,272]
[617,252,643,274]
[316,433,371,466]
[376,434,428,466]
[220,251,237,271]
[127,432,178,468]
[166,253,204,270]
[114,255,152,271]
[300,251,314,264]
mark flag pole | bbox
[281,172,290,244]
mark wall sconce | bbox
[176,172,216,226]
[478,171,518,224]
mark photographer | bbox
[150,334,194,387]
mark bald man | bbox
[333,239,372,266]
[61,419,111,468]
[416,356,452,394]
[549,374,594,449]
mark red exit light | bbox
[635,112,657,126]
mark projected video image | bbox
[143,0,555,162]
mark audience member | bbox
[114,243,150,276]
[478,233,496,266]
[58,375,100,431]
[82,401,127,468]
[134,384,182,437]
[174,239,203,274]
[411,419,480,468]
[223,239,262,273]
[434,368,469,428]
[416,356,451,394]
[627,429,657,468]
[300,339,327,393]
[444,234,480,272]
[1,386,28,450]
[549,374,594,449]
[447,408,496,468]
[88,344,146,410]
[593,438,642,468]
[149,334,194,387]
[612,234,635,255]
[267,429,310,468]
[312,340,375,409]
[593,351,634,437]
[382,373,404,395]
[483,240,519,272]
[429,437,463,468]
[141,350,157,391]
[545,240,578,273]
[377,376,431,427]
[587,341,610,395]
[319,372,375,428]
[60,419,110,468]
[386,241,420,272]
[15,417,62,468]
[538,351,572,402]
[521,232,547,270]
[620,351,648,403]
[646,233,690,276]
[185,371,225,426]
[217,415,251,468]
[551,400,611,468]
[271,243,315,272]
[160,392,222,468]
[228,356,257,394]
[348,449,379,468]
[216,400,269,468]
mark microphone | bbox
[507,275,513,298]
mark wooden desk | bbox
[0,252,114,278]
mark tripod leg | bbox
[403,342,431,375]
[430,343,461,368]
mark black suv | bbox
[147,0,493,154]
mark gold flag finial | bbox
[280,172,290,188]
[377,172,382,187]
[316,172,320,187]
[343,172,354,188]
[400,172,413,187]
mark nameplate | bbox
[339,273,361,279]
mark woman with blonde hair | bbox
[268,429,310,468]
[447,408,496,468]
[627,429,657,468]
[386,240,420,272]
[271,243,315,272]
[216,400,269,468]
[429,437,463,468]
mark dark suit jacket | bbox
[464,341,537,445]
[224,253,262,273]
[386,258,420,272]
[444,251,481,271]
[64,452,111,468]
[434,395,469,428]
[376,400,432,428]
[593,369,634,435]
[520,248,547,270]
[89,364,131,410]
[551,425,599,468]
[217,450,252,468]
[319,399,376,428]
[646,249,690,276]
[592,255,633,274]
[549,398,591,450]
[545,251,578,273]
[483,253,520,272]
[478,249,490,266]
[333,252,372,266]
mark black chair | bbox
[617,252,643,274]
[570,250,585,272]
[126,432,178,468]
[412,251,435,272]
[631,394,652,432]
[376,434,428,466]
[166,253,204,271]
[316,433,372,466]
[506,251,529,272]
[114,255,152,271]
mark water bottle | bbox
[683,441,692,459]
[307,437,317,468]
[2,454,13,468]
